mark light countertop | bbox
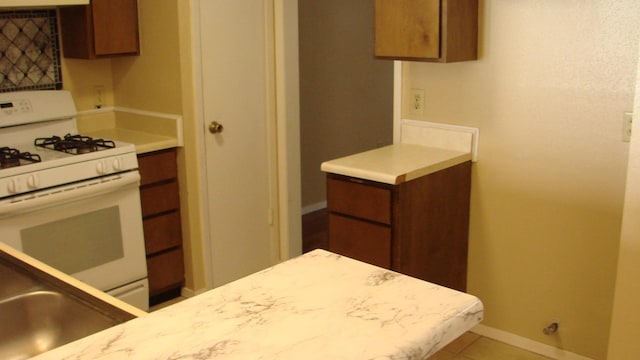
[83,127,178,154]
[321,144,472,184]
[34,249,483,359]
[76,107,183,154]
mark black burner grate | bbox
[0,147,41,168]
[34,134,115,155]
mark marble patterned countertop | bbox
[34,250,483,359]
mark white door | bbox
[198,0,280,287]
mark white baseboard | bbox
[301,201,327,215]
[472,324,593,360]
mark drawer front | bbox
[143,211,182,254]
[147,248,185,296]
[138,149,177,186]
[140,181,180,217]
[327,176,391,224]
[329,214,391,269]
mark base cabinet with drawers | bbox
[138,148,184,304]
[327,161,471,292]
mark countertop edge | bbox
[320,163,402,184]
[0,243,146,318]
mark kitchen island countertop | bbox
[33,249,482,360]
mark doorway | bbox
[298,0,394,249]
[194,0,301,288]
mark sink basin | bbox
[0,290,123,359]
[0,251,136,359]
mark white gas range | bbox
[0,90,149,311]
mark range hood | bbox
[0,0,89,7]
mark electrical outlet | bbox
[409,88,425,115]
[94,85,104,109]
[623,112,633,142]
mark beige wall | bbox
[60,0,207,293]
[608,42,640,358]
[298,0,393,208]
[111,0,182,113]
[402,1,640,358]
[61,58,114,110]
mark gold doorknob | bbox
[209,121,224,134]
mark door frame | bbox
[190,0,302,289]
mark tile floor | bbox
[431,332,552,360]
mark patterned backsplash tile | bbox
[0,10,62,93]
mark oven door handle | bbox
[0,171,141,217]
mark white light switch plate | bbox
[623,112,633,142]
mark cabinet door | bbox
[329,214,391,269]
[143,211,182,254]
[374,0,478,62]
[59,0,139,59]
[138,149,178,186]
[92,0,140,56]
[146,247,185,296]
[140,181,180,217]
[374,0,441,59]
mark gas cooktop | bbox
[0,91,138,199]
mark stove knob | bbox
[96,161,106,174]
[113,158,123,171]
[27,175,39,189]
[7,179,18,194]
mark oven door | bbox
[0,171,147,296]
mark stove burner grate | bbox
[34,134,116,155]
[0,147,42,169]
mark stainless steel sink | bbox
[0,250,136,359]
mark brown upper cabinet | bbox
[374,0,478,63]
[59,0,140,59]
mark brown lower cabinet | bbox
[138,148,184,303]
[327,161,471,292]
